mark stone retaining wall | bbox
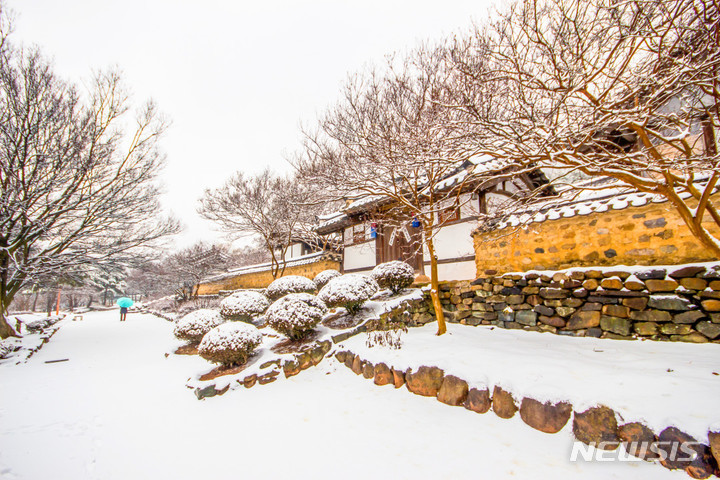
[335,351,720,478]
[407,263,720,344]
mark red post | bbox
[56,288,61,316]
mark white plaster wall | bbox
[344,241,376,271]
[430,221,476,260]
[436,260,476,281]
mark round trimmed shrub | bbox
[266,293,327,339]
[313,269,341,290]
[318,274,379,314]
[173,309,225,343]
[198,322,263,365]
[266,275,317,300]
[219,290,270,321]
[371,261,416,294]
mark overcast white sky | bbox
[12,0,495,251]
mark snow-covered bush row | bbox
[318,274,379,314]
[265,293,327,339]
[266,275,317,300]
[198,322,263,365]
[173,309,226,343]
[0,340,13,359]
[219,290,270,321]
[313,269,341,290]
[372,261,415,294]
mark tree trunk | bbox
[424,232,447,336]
[0,251,18,339]
[0,302,18,339]
[32,291,39,312]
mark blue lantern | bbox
[370,223,377,238]
[411,215,420,228]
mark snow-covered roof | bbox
[316,154,519,234]
[202,251,341,283]
[493,179,720,230]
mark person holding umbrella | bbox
[117,297,134,322]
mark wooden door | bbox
[377,224,423,270]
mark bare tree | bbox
[0,21,179,337]
[166,242,231,299]
[295,45,531,335]
[198,169,317,279]
[450,0,720,255]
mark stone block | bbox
[567,311,601,330]
[374,363,393,386]
[629,309,672,322]
[539,315,566,328]
[657,427,717,478]
[555,306,576,317]
[673,310,706,324]
[573,406,619,448]
[515,310,537,326]
[634,322,659,336]
[618,423,658,461]
[702,299,720,312]
[622,297,649,310]
[669,265,707,278]
[636,268,667,280]
[680,278,708,291]
[696,321,720,339]
[492,386,517,419]
[519,398,572,434]
[405,366,444,397]
[464,388,491,414]
[645,279,679,292]
[602,304,629,318]
[624,279,646,291]
[670,332,710,343]
[582,279,599,290]
[600,277,623,290]
[600,316,631,336]
[534,304,554,316]
[647,294,693,311]
[392,368,405,388]
[539,288,568,299]
[437,375,469,406]
[661,323,692,335]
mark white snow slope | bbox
[0,311,686,480]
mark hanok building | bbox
[315,156,551,281]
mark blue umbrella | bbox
[117,297,134,308]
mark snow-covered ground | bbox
[0,310,686,479]
[341,323,720,443]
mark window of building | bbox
[438,205,460,224]
[352,223,366,243]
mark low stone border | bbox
[336,351,720,479]
[194,340,332,399]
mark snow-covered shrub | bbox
[313,269,341,290]
[318,274,379,314]
[372,261,416,294]
[265,293,327,339]
[173,309,225,343]
[266,275,317,300]
[219,290,270,321]
[198,322,263,365]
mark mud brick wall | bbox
[196,258,341,295]
[408,263,720,344]
[473,199,720,274]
